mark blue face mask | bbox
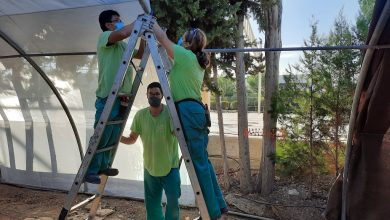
[177,37,183,46]
[115,22,125,31]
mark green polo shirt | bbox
[96,31,134,98]
[131,105,179,177]
[169,44,204,102]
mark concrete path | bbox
[209,111,263,136]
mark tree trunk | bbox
[257,1,282,195]
[236,13,253,193]
[335,111,340,176]
[309,82,314,198]
[212,54,230,190]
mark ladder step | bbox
[95,145,116,154]
[106,119,125,125]
[118,93,130,97]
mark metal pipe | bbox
[1,44,390,60]
[204,44,390,53]
[0,52,95,59]
[0,30,85,162]
[341,1,390,220]
[228,211,276,220]
[138,0,151,14]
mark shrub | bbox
[221,101,230,110]
[230,101,237,110]
[210,101,216,110]
[275,138,328,177]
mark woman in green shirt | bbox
[152,23,228,219]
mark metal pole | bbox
[204,44,390,53]
[138,0,151,14]
[2,44,390,60]
[228,211,276,220]
[0,30,84,161]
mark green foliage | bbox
[354,0,375,44]
[209,75,261,111]
[320,12,359,141]
[221,101,230,110]
[275,139,328,177]
[218,38,265,79]
[151,0,240,92]
[230,100,237,110]
[277,13,360,176]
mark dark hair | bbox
[147,82,163,95]
[99,10,120,31]
[182,28,210,69]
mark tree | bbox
[151,0,239,192]
[235,2,253,193]
[277,22,328,196]
[354,0,375,44]
[226,0,266,194]
[211,54,230,189]
[320,12,359,176]
[252,0,283,195]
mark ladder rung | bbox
[106,119,125,125]
[70,195,96,211]
[96,145,115,154]
[118,93,130,97]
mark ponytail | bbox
[195,51,210,69]
[182,28,209,69]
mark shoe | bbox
[84,174,101,184]
[221,207,229,214]
[98,168,119,176]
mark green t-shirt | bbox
[96,31,133,98]
[131,105,179,177]
[169,44,205,102]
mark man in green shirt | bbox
[85,10,144,184]
[121,82,181,220]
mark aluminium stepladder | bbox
[58,13,210,220]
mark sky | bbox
[249,0,361,74]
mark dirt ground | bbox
[0,183,209,220]
[0,173,333,220]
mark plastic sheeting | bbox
[0,1,195,206]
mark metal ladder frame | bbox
[58,14,210,220]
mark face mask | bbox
[148,96,161,107]
[115,22,125,31]
[177,37,183,46]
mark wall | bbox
[207,135,262,171]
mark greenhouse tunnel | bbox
[0,0,194,205]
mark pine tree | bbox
[320,12,359,176]
[277,22,327,196]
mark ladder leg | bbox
[58,15,147,220]
[87,47,151,217]
[145,31,211,220]
[88,175,108,219]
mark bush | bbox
[210,101,216,110]
[221,101,230,110]
[275,139,328,177]
[230,101,237,110]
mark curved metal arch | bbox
[0,29,84,161]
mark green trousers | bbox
[87,97,121,175]
[144,168,181,220]
[176,101,227,219]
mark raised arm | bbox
[133,39,146,59]
[108,22,135,44]
[152,22,174,59]
[120,131,139,145]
